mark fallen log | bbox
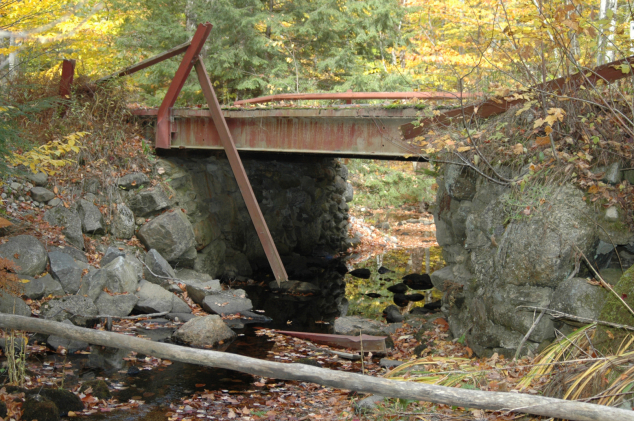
[0,315,631,421]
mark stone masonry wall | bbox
[145,155,353,278]
[431,164,634,358]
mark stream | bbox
[13,246,443,420]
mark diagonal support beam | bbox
[193,58,288,286]
[156,23,213,149]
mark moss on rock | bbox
[595,266,634,354]
[22,396,59,421]
[79,379,111,399]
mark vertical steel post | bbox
[59,59,75,99]
[193,58,288,286]
[155,23,212,149]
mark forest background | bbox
[1,0,634,178]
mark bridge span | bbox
[132,106,423,159]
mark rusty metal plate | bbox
[134,107,422,157]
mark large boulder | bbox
[117,172,149,190]
[76,199,105,234]
[111,203,135,239]
[137,210,196,263]
[0,291,32,316]
[172,315,236,348]
[334,316,392,336]
[78,256,138,302]
[550,277,608,326]
[95,293,138,317]
[144,249,176,289]
[20,274,65,299]
[202,290,252,315]
[134,280,191,314]
[48,251,84,294]
[49,245,87,263]
[128,187,170,217]
[44,207,84,250]
[40,295,99,326]
[224,249,252,277]
[193,240,226,278]
[0,235,48,276]
[269,280,320,294]
[594,266,634,353]
[30,187,55,202]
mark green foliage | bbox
[347,160,435,210]
[116,0,414,105]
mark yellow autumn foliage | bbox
[7,132,88,175]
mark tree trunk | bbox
[597,0,618,65]
[0,315,632,421]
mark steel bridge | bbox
[59,22,634,288]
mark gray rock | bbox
[183,278,222,306]
[383,305,403,323]
[112,203,135,239]
[44,206,84,250]
[202,290,252,315]
[379,358,404,368]
[343,183,354,203]
[128,188,170,217]
[49,250,83,294]
[79,256,139,302]
[269,280,320,294]
[100,247,125,267]
[193,240,226,278]
[354,395,385,413]
[95,293,138,317]
[49,245,87,263]
[137,210,196,263]
[117,172,149,190]
[603,162,623,185]
[605,206,619,221]
[20,274,65,299]
[334,316,392,336]
[48,198,62,207]
[0,292,32,316]
[224,249,252,277]
[172,315,236,348]
[430,264,473,292]
[29,187,54,202]
[47,320,89,353]
[76,199,105,234]
[550,277,608,322]
[25,171,48,187]
[144,249,177,288]
[41,295,98,326]
[0,235,48,276]
[134,280,191,314]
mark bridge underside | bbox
[133,107,425,159]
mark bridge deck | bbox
[133,106,424,159]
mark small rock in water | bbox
[127,366,141,376]
[349,268,371,279]
[377,266,393,274]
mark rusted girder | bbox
[59,59,75,99]
[234,91,479,106]
[156,23,213,149]
[194,57,289,286]
[132,107,422,158]
[97,41,193,83]
[399,55,634,140]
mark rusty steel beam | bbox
[194,58,289,286]
[399,55,634,140]
[97,41,193,83]
[234,91,480,106]
[133,107,422,157]
[59,59,75,99]
[156,23,213,149]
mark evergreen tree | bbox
[116,0,414,105]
